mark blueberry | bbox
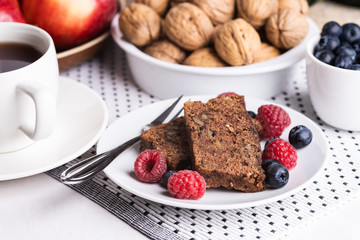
[261,159,282,171]
[247,111,256,118]
[321,21,342,37]
[334,55,353,68]
[352,40,360,53]
[340,23,360,43]
[349,64,360,70]
[355,54,360,64]
[288,125,313,149]
[315,35,340,52]
[314,50,335,65]
[264,136,280,148]
[162,170,175,186]
[336,44,357,61]
[262,160,289,189]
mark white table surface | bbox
[0,173,359,240]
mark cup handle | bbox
[16,83,57,140]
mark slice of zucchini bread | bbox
[183,95,265,192]
[140,117,191,170]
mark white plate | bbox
[100,96,329,210]
[0,77,108,181]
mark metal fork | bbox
[60,95,184,184]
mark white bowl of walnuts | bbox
[111,0,319,99]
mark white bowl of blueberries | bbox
[306,21,360,131]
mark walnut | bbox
[254,43,281,63]
[143,39,186,64]
[183,48,227,67]
[278,0,309,15]
[164,3,214,51]
[214,18,261,66]
[236,0,278,29]
[210,24,223,44]
[135,0,169,16]
[170,0,188,7]
[265,8,309,50]
[119,3,161,47]
[191,0,235,25]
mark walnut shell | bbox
[119,3,161,47]
[164,3,214,51]
[210,24,223,44]
[170,0,188,8]
[254,43,281,63]
[278,0,309,15]
[135,0,169,16]
[236,0,278,29]
[159,18,167,39]
[183,48,227,67]
[265,8,309,50]
[143,39,186,64]
[192,0,235,25]
[214,18,261,66]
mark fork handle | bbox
[61,135,141,184]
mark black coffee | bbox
[0,43,43,73]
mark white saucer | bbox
[0,77,108,181]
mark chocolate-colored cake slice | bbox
[140,117,191,170]
[183,95,265,192]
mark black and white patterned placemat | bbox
[48,40,360,240]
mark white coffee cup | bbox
[0,22,59,153]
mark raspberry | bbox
[217,92,239,97]
[256,104,291,139]
[134,150,167,183]
[264,136,280,148]
[167,170,206,200]
[262,138,297,170]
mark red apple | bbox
[21,0,117,51]
[0,0,26,23]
